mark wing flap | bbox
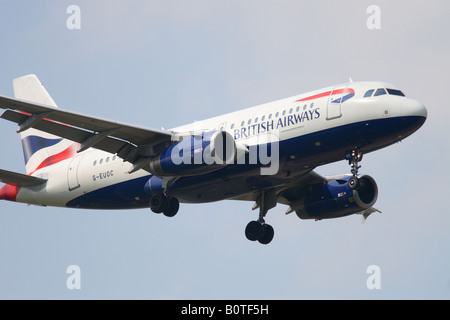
[0,169,47,187]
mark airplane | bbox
[0,74,427,244]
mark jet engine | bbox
[294,175,378,220]
[149,130,245,176]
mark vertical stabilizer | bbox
[13,75,78,175]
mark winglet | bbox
[360,207,382,223]
[13,74,58,107]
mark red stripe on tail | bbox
[28,143,80,176]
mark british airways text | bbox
[234,108,320,140]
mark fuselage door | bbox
[326,85,348,120]
[67,155,84,191]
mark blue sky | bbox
[0,0,448,299]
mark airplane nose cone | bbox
[403,99,427,119]
[398,98,427,136]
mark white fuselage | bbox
[13,81,427,208]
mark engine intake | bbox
[295,175,378,220]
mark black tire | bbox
[163,197,179,217]
[258,224,274,245]
[348,176,359,190]
[245,221,264,241]
[150,194,168,213]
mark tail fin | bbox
[13,75,78,175]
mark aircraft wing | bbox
[0,169,47,187]
[0,95,174,173]
[230,171,380,221]
[229,170,325,205]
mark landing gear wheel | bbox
[150,194,168,213]
[348,176,360,190]
[163,197,179,217]
[245,221,264,241]
[258,224,274,245]
[245,221,274,244]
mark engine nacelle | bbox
[295,175,378,220]
[149,130,241,176]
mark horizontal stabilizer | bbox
[0,169,47,187]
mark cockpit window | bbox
[386,88,405,96]
[364,89,374,98]
[374,88,387,96]
[365,88,406,99]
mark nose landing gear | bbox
[346,148,363,190]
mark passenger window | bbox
[268,114,272,119]
[289,108,293,114]
[275,112,279,117]
[248,119,251,125]
[374,88,387,96]
[231,123,234,129]
[255,117,258,123]
[364,89,374,98]
[296,106,300,112]
[261,115,265,121]
[282,110,286,116]
[241,121,245,126]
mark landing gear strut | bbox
[347,148,363,190]
[245,189,276,245]
[150,193,179,217]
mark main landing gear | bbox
[245,220,275,245]
[347,148,363,190]
[245,189,276,245]
[149,193,179,217]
